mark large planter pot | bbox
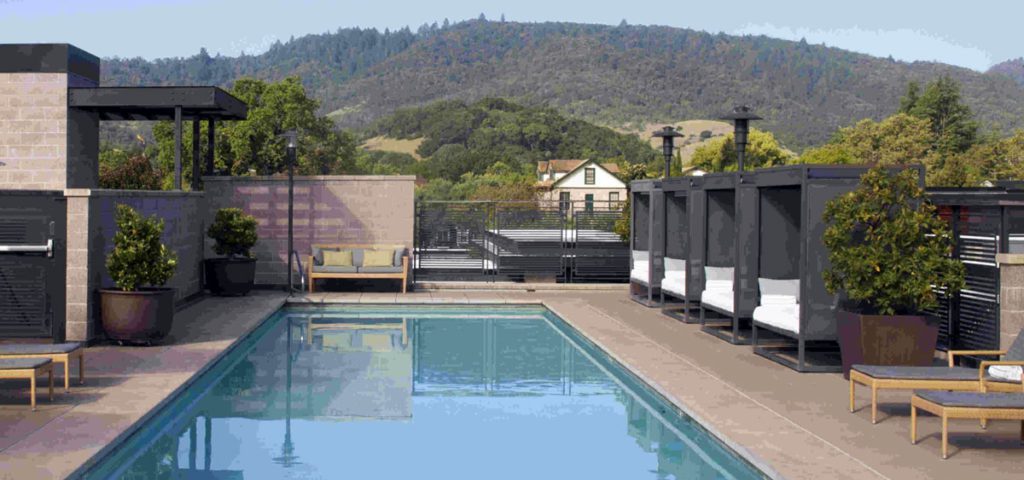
[99,287,175,345]
[204,257,256,296]
[837,311,940,379]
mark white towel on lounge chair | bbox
[989,365,1023,383]
[701,289,734,314]
[753,304,800,334]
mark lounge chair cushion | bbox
[915,390,1024,409]
[661,277,686,297]
[705,280,732,291]
[759,278,800,302]
[630,261,650,284]
[0,358,52,369]
[358,266,404,274]
[988,365,1023,383]
[704,266,733,282]
[753,304,800,334]
[312,265,358,274]
[851,365,977,381]
[0,342,81,355]
[701,289,734,314]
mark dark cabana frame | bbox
[698,172,758,344]
[659,176,704,322]
[629,179,664,306]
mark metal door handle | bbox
[0,239,53,257]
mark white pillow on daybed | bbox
[758,278,800,302]
[705,266,733,282]
[664,258,686,274]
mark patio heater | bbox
[279,130,298,294]
[720,106,762,172]
[652,126,684,178]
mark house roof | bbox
[535,159,626,189]
[540,159,621,174]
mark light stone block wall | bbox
[0,73,68,190]
[204,175,415,286]
[63,189,205,342]
[997,254,1024,351]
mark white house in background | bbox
[536,159,626,210]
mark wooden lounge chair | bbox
[850,332,1024,423]
[0,358,54,410]
[911,390,1024,459]
[0,343,84,391]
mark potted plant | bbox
[100,204,178,345]
[823,166,965,378]
[205,208,258,296]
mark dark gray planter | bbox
[837,311,940,379]
[99,288,175,345]
[204,257,256,296]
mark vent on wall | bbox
[0,220,29,244]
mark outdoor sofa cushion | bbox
[753,304,800,334]
[393,248,404,267]
[364,249,394,267]
[322,250,354,267]
[915,390,1024,409]
[701,289,734,314]
[358,266,404,274]
[759,278,800,302]
[0,358,52,370]
[661,277,686,297]
[705,280,732,291]
[312,246,337,266]
[851,365,978,381]
[705,266,733,282]
[0,343,81,355]
[312,265,358,274]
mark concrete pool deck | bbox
[0,287,1020,479]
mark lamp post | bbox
[278,130,297,294]
[652,126,684,178]
[720,106,762,172]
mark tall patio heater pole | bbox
[720,105,762,172]
[652,126,683,178]
[279,131,297,293]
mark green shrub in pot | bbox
[205,208,259,296]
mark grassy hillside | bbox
[101,20,1024,150]
[361,136,424,160]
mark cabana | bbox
[749,165,923,372]
[659,176,704,322]
[629,180,664,306]
[698,172,758,344]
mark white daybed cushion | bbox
[753,304,801,334]
[989,365,1023,383]
[661,277,686,297]
[759,278,800,302]
[760,294,796,305]
[632,250,648,263]
[630,261,650,283]
[705,266,733,282]
[701,289,734,314]
[664,258,686,275]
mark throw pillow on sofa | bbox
[364,249,394,267]
[323,249,353,266]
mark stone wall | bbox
[203,175,415,286]
[997,254,1024,351]
[0,73,69,190]
[64,189,205,342]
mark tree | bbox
[690,129,793,172]
[153,77,359,186]
[898,81,920,114]
[99,152,162,190]
[902,76,978,156]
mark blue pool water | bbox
[83,305,767,479]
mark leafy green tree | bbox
[898,81,921,114]
[690,129,793,172]
[902,76,978,156]
[99,153,162,190]
[798,114,933,167]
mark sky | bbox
[0,0,1014,72]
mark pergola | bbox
[68,86,248,190]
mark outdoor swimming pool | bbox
[81,305,768,479]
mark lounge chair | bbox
[0,343,84,391]
[850,331,1024,423]
[0,358,54,410]
[911,390,1024,459]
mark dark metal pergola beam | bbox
[67,86,247,121]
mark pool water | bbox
[84,305,767,479]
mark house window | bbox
[559,191,571,211]
[585,194,594,212]
[584,168,596,185]
[609,192,620,203]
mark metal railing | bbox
[290,250,306,293]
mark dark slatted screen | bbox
[415,202,490,281]
[955,206,1000,351]
[927,206,955,350]
[573,209,628,282]
[665,196,688,259]
[493,206,566,281]
[0,258,48,334]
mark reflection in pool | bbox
[93,306,765,479]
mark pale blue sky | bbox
[0,0,1013,71]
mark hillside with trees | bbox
[100,20,1024,150]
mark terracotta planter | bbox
[99,288,175,345]
[204,257,256,296]
[837,311,940,379]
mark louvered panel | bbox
[0,259,48,332]
[952,206,1001,351]
[0,220,30,244]
[0,192,64,338]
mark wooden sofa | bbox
[307,243,409,293]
